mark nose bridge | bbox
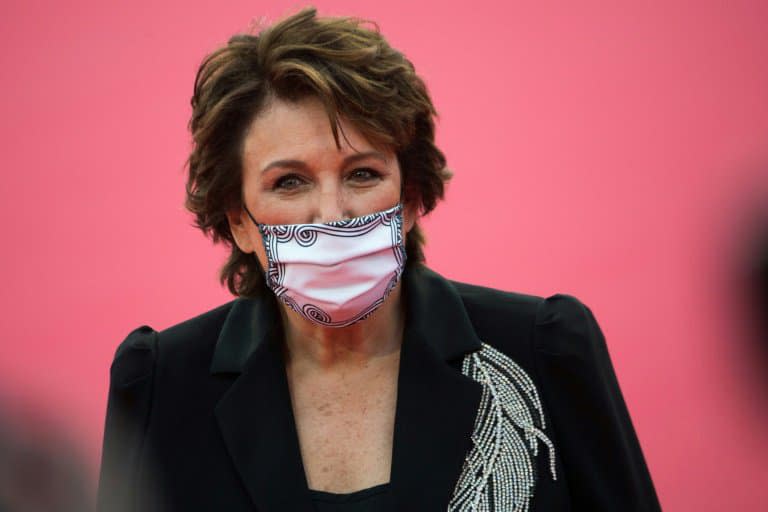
[313,177,347,223]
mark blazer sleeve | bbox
[533,294,661,511]
[97,325,158,512]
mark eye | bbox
[272,173,307,191]
[347,167,382,184]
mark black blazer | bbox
[97,265,661,511]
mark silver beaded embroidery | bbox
[448,343,557,512]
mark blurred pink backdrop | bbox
[1,0,767,509]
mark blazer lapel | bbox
[389,266,484,510]
[212,295,315,511]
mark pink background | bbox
[2,0,768,509]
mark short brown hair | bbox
[184,6,451,298]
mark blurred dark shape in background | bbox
[0,398,93,512]
[749,227,768,340]
[739,192,768,387]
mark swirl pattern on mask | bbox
[302,303,332,324]
[262,217,390,247]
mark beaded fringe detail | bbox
[448,343,557,512]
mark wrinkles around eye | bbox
[346,167,383,184]
[272,174,307,191]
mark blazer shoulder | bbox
[533,292,604,357]
[451,279,543,311]
[101,300,233,512]
[152,300,241,382]
[156,300,235,354]
[111,299,237,384]
[531,294,663,509]
[448,281,600,375]
[449,279,544,366]
[109,325,159,391]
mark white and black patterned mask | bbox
[244,204,407,328]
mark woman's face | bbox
[227,95,416,270]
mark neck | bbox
[279,283,406,371]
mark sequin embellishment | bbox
[448,343,557,511]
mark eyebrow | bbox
[261,151,388,174]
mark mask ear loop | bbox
[240,202,275,284]
[242,203,260,228]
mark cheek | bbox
[249,196,314,225]
[349,180,402,212]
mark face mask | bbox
[244,204,407,328]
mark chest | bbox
[287,363,399,493]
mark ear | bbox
[402,201,419,234]
[226,207,256,254]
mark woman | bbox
[97,7,661,512]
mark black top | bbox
[97,265,661,511]
[309,483,390,512]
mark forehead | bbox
[242,96,387,167]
